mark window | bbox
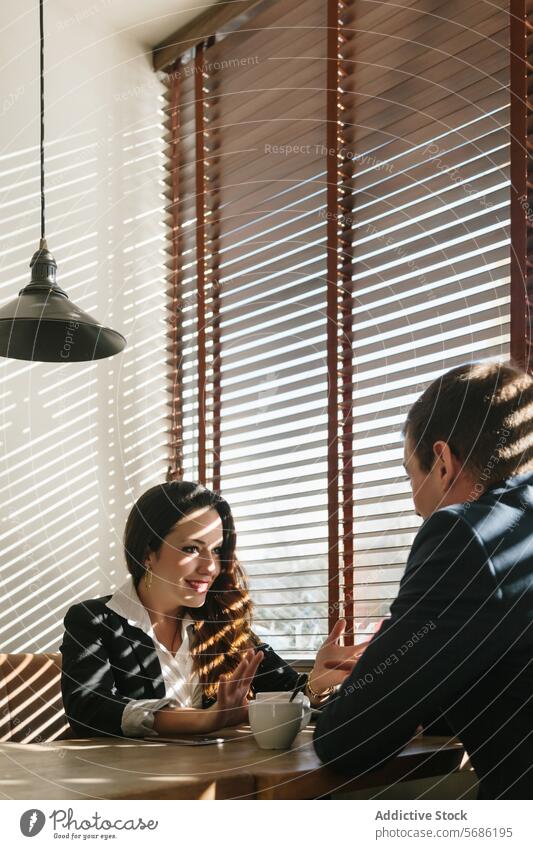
[160,0,527,658]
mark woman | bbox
[60,481,366,738]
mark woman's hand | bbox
[207,647,264,731]
[307,619,376,699]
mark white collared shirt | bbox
[105,577,203,737]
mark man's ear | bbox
[433,440,463,491]
[432,440,447,463]
[432,440,454,480]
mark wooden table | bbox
[0,727,466,800]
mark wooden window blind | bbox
[509,0,533,368]
[161,0,524,658]
[341,0,511,642]
[205,0,330,655]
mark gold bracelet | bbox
[305,673,334,702]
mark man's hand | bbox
[308,619,379,696]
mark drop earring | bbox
[145,564,153,589]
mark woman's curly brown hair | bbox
[124,480,256,700]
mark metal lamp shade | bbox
[0,244,126,363]
[0,292,126,362]
[0,1,126,364]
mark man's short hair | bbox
[403,361,533,487]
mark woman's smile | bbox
[184,578,211,594]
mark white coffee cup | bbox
[255,691,311,730]
[249,701,305,750]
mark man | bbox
[314,361,533,799]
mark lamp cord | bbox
[39,0,45,242]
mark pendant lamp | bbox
[0,0,126,362]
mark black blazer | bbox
[314,471,533,800]
[60,597,298,738]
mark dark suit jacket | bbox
[314,471,533,800]
[60,597,298,738]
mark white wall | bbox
[0,0,168,650]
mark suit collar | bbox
[105,576,155,634]
[483,468,533,495]
[105,577,195,700]
[119,618,166,697]
[105,579,163,696]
